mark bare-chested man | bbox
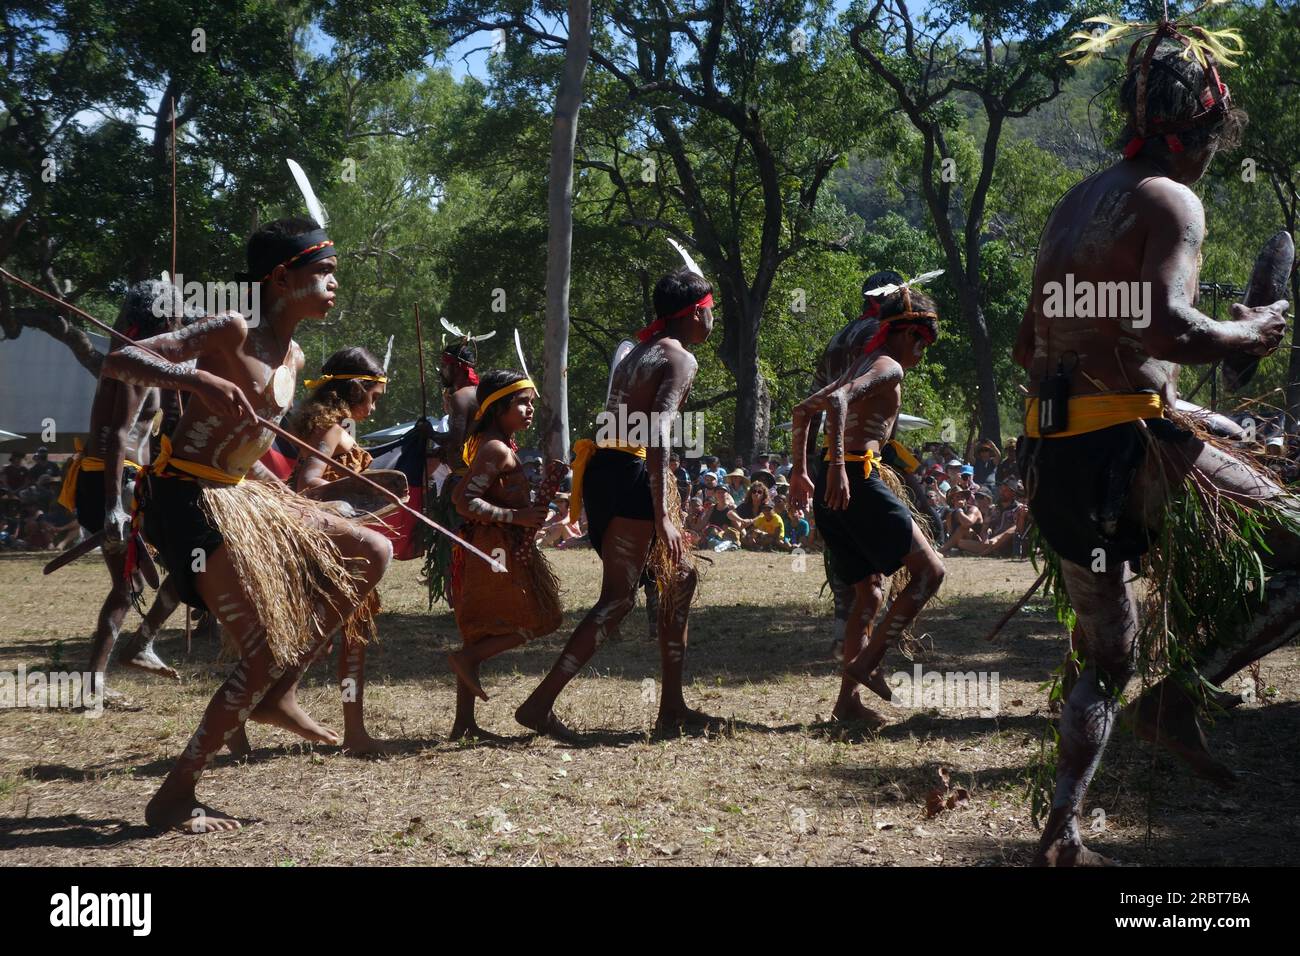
[439,340,480,471]
[67,280,191,702]
[423,340,480,606]
[802,270,906,720]
[101,216,392,831]
[1015,44,1294,866]
[515,266,717,742]
[790,286,946,727]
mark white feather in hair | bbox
[286,159,329,229]
[667,237,704,278]
[862,268,945,298]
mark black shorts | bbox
[141,475,224,609]
[73,466,138,535]
[582,449,655,556]
[1020,417,1194,568]
[813,456,913,584]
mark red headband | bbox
[442,352,480,386]
[638,293,714,342]
[861,315,938,357]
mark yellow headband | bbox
[303,373,389,390]
[473,378,536,421]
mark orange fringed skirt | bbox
[453,523,563,643]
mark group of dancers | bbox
[34,28,1299,864]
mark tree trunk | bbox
[1285,227,1300,432]
[959,282,1002,446]
[537,0,590,463]
[716,285,769,462]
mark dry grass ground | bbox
[1,547,1296,866]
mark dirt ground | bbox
[1,546,1296,866]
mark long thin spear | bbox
[0,267,504,571]
[983,568,1048,642]
[171,95,190,652]
[414,303,428,420]
[170,95,178,280]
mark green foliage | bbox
[5,0,1299,452]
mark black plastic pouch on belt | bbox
[1037,358,1071,436]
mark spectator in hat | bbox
[724,467,749,500]
[3,453,29,492]
[945,459,964,487]
[995,441,1019,485]
[745,500,789,551]
[521,452,544,485]
[695,469,719,498]
[957,463,976,492]
[27,447,60,482]
[972,439,999,486]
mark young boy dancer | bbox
[516,264,716,742]
[101,216,392,830]
[789,286,946,726]
[63,279,192,703]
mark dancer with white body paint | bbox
[1019,20,1298,865]
[446,370,563,740]
[100,215,392,831]
[789,285,945,730]
[285,345,395,755]
[515,262,717,742]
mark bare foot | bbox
[831,694,888,730]
[449,720,510,743]
[447,650,488,702]
[250,696,341,746]
[145,792,242,833]
[226,726,252,759]
[515,702,585,745]
[654,706,727,737]
[341,729,401,756]
[116,636,180,682]
[1127,691,1239,787]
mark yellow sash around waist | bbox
[823,446,880,480]
[57,438,144,510]
[887,439,920,474]
[569,438,647,523]
[1024,393,1164,439]
[152,434,244,485]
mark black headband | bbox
[239,228,335,282]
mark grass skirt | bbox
[454,523,563,643]
[646,477,696,626]
[200,479,373,668]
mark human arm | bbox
[453,440,547,528]
[1139,183,1287,362]
[100,313,257,420]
